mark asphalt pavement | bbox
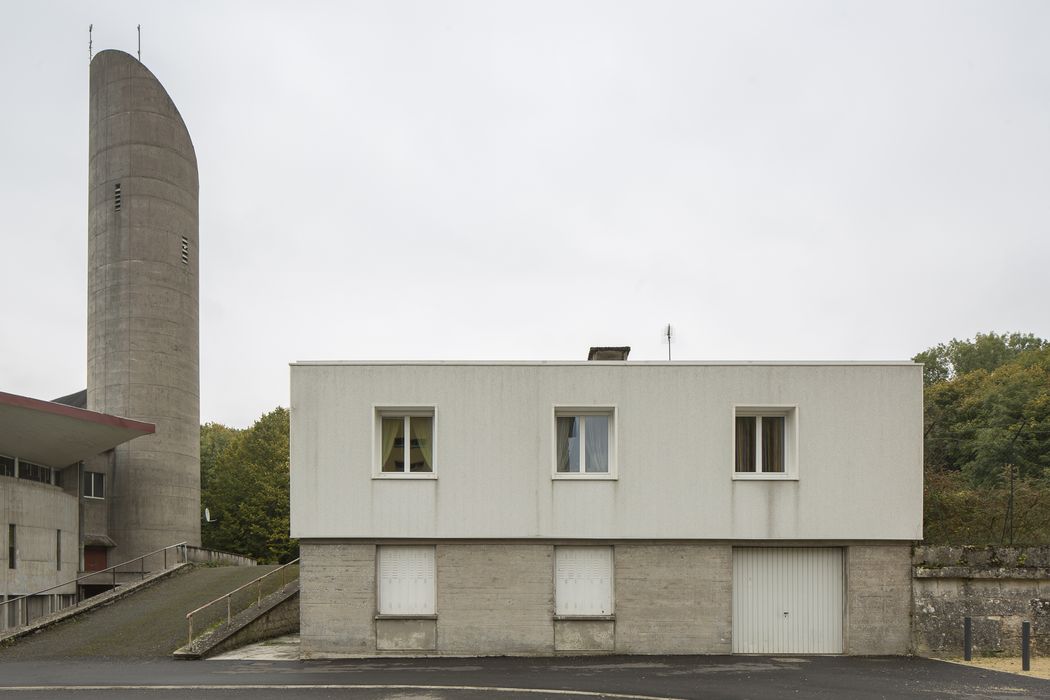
[0,655,1048,699]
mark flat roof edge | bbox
[290,360,921,367]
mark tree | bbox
[917,332,1050,544]
[919,344,1050,483]
[914,331,1047,386]
[200,408,297,563]
[200,421,241,499]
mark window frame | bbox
[16,459,52,485]
[732,405,798,480]
[83,471,106,499]
[552,406,617,480]
[372,406,438,480]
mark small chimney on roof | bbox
[587,346,631,361]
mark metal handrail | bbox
[0,541,188,629]
[185,558,299,646]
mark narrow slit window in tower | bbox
[113,183,122,212]
[180,237,189,265]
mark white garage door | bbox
[732,547,843,654]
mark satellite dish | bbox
[204,507,218,523]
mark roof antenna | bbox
[665,323,674,361]
[88,24,93,62]
[137,24,141,62]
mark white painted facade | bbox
[290,361,923,542]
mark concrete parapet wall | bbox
[913,545,1050,656]
[176,583,299,659]
[183,546,256,567]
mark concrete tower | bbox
[87,50,201,562]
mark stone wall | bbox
[913,545,1050,656]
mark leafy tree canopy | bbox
[917,333,1050,484]
[917,332,1050,545]
[914,331,1047,386]
[200,408,296,563]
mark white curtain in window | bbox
[584,416,609,472]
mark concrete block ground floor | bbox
[298,541,911,658]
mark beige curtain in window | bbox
[556,417,574,472]
[735,417,756,472]
[762,416,785,473]
[411,417,433,471]
[381,418,401,471]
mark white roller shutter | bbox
[377,546,436,615]
[555,546,613,616]
[732,547,843,654]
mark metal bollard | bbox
[964,616,972,661]
[1022,621,1031,672]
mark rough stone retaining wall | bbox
[913,545,1050,656]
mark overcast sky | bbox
[2,1,1048,427]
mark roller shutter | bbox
[732,547,843,654]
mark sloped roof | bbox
[52,389,87,409]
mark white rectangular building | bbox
[290,359,922,657]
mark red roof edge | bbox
[0,391,156,434]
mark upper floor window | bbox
[554,408,616,479]
[376,409,434,477]
[84,471,106,499]
[0,455,14,478]
[18,460,52,485]
[734,407,797,479]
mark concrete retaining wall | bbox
[194,586,299,659]
[184,546,256,567]
[913,545,1050,656]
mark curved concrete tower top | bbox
[87,50,201,562]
